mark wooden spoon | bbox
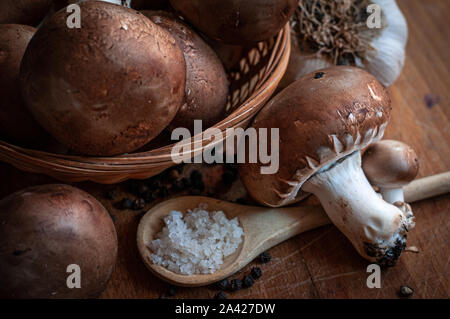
[137,172,450,287]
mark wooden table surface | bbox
[0,0,449,299]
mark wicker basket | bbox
[0,24,290,184]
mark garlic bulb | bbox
[357,0,408,87]
[284,0,408,88]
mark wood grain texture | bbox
[0,0,448,299]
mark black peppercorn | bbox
[158,186,169,198]
[13,249,31,256]
[242,275,254,288]
[142,190,155,203]
[190,170,202,182]
[182,177,192,188]
[105,189,116,200]
[137,184,149,196]
[175,165,184,174]
[137,210,147,219]
[399,286,414,297]
[230,279,242,291]
[148,179,161,190]
[108,213,116,222]
[173,179,185,191]
[190,170,204,190]
[251,267,262,279]
[314,71,325,79]
[121,198,133,210]
[225,163,238,173]
[216,279,229,290]
[222,169,237,185]
[133,198,146,210]
[128,180,140,195]
[259,252,271,264]
[214,291,227,299]
[169,169,180,181]
[193,179,205,191]
[166,286,176,297]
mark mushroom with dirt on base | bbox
[239,66,415,266]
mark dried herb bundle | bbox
[291,0,384,64]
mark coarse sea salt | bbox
[149,205,244,275]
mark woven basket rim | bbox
[0,24,291,181]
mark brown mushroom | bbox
[0,0,52,26]
[0,24,48,145]
[169,0,297,45]
[239,66,415,266]
[363,140,419,204]
[20,1,186,156]
[142,10,229,133]
[0,184,118,298]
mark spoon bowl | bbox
[137,196,329,287]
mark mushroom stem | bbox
[303,151,414,266]
[379,187,404,204]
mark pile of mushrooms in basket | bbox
[0,0,448,299]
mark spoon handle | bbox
[237,172,449,265]
[238,205,329,265]
[404,171,450,203]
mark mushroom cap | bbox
[169,0,297,45]
[143,10,229,133]
[0,24,48,144]
[0,184,117,298]
[20,1,186,156]
[362,140,419,188]
[0,0,52,26]
[239,66,391,207]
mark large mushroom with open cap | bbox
[239,66,415,266]
[363,139,419,204]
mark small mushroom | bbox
[239,66,415,266]
[363,140,419,204]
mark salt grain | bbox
[149,205,244,275]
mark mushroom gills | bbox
[302,151,415,266]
